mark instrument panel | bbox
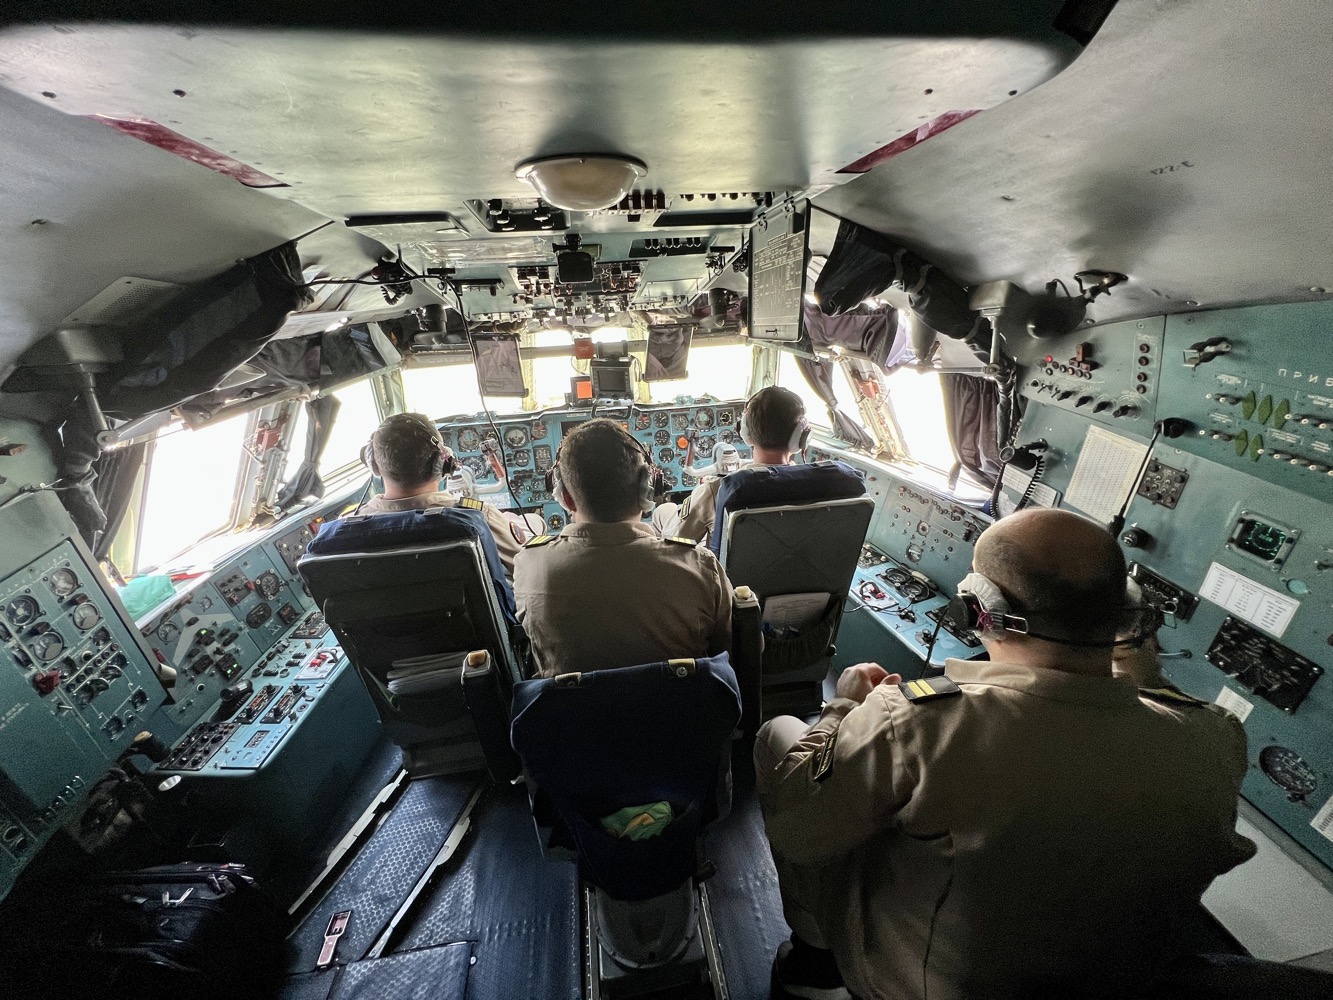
[433,400,751,532]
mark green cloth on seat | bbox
[599,801,675,841]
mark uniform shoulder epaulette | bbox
[664,535,699,546]
[677,497,691,518]
[524,534,555,547]
[458,497,485,510]
[1139,685,1209,709]
[898,675,962,703]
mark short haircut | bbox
[371,413,442,485]
[558,418,645,522]
[746,386,806,450]
[974,529,1128,645]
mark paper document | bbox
[1063,426,1149,524]
[1214,686,1255,723]
[762,592,829,632]
[1199,562,1299,638]
[997,464,1061,516]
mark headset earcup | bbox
[739,409,754,447]
[792,419,811,453]
[363,440,381,478]
[440,447,458,476]
[946,593,980,631]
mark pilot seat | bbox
[297,506,524,778]
[709,460,873,717]
[506,653,743,998]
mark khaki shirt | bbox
[361,490,524,575]
[756,658,1256,1000]
[513,520,733,678]
[657,460,773,542]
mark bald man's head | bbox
[972,509,1128,645]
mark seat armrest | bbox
[731,586,763,738]
[462,650,522,782]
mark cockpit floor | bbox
[282,744,789,1000]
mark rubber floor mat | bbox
[290,773,482,972]
[703,760,791,997]
[282,942,470,1000]
[398,785,581,1000]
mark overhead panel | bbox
[0,25,1076,220]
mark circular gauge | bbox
[197,595,213,612]
[659,448,676,463]
[503,425,529,448]
[58,657,78,681]
[156,621,181,644]
[697,435,716,454]
[717,408,735,426]
[49,568,78,598]
[547,512,566,530]
[6,596,39,627]
[671,412,689,431]
[92,628,111,647]
[255,571,282,600]
[72,603,101,631]
[531,421,547,438]
[462,456,488,478]
[30,631,64,662]
[635,414,652,431]
[719,429,735,444]
[694,408,715,430]
[659,469,678,489]
[511,449,531,468]
[681,472,698,487]
[654,429,670,447]
[1259,746,1317,798]
[457,428,481,451]
[654,412,670,428]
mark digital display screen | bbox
[644,326,692,381]
[472,333,527,397]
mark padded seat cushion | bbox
[308,506,515,619]
[709,461,866,552]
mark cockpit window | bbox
[645,340,752,403]
[776,350,857,431]
[135,412,249,572]
[402,362,486,419]
[282,379,383,481]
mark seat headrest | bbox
[709,461,867,553]
[305,506,515,620]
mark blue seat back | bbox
[307,506,515,620]
[510,654,741,900]
[708,460,867,554]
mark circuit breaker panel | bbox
[0,491,167,896]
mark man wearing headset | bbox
[652,385,811,541]
[361,413,529,574]
[755,507,1255,1000]
[513,418,733,678]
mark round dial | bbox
[255,571,282,600]
[1259,745,1317,798]
[462,456,487,478]
[457,428,481,451]
[30,630,64,662]
[694,408,715,430]
[156,621,181,644]
[6,596,38,627]
[72,602,101,631]
[717,408,735,426]
[654,429,670,447]
[659,469,678,489]
[531,421,547,438]
[696,435,716,454]
[547,512,566,530]
[654,412,669,428]
[49,568,78,598]
[658,448,676,464]
[511,449,531,468]
[635,414,652,431]
[672,412,689,431]
[719,429,735,444]
[503,425,529,448]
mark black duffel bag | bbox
[16,862,290,1000]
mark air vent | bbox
[60,276,184,328]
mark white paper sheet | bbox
[1199,561,1300,638]
[1063,426,1149,524]
[762,592,829,631]
[1214,686,1255,723]
[1312,795,1333,845]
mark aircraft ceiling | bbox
[0,0,1326,393]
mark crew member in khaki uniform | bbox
[756,508,1256,1000]
[653,385,811,542]
[360,413,528,574]
[514,418,732,678]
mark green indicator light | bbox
[1273,399,1290,430]
[1257,395,1273,424]
[1233,429,1249,457]
[1241,391,1257,420]
[1249,434,1264,461]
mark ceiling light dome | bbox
[514,154,648,212]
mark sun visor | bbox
[98,241,311,418]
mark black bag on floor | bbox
[46,862,290,1000]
